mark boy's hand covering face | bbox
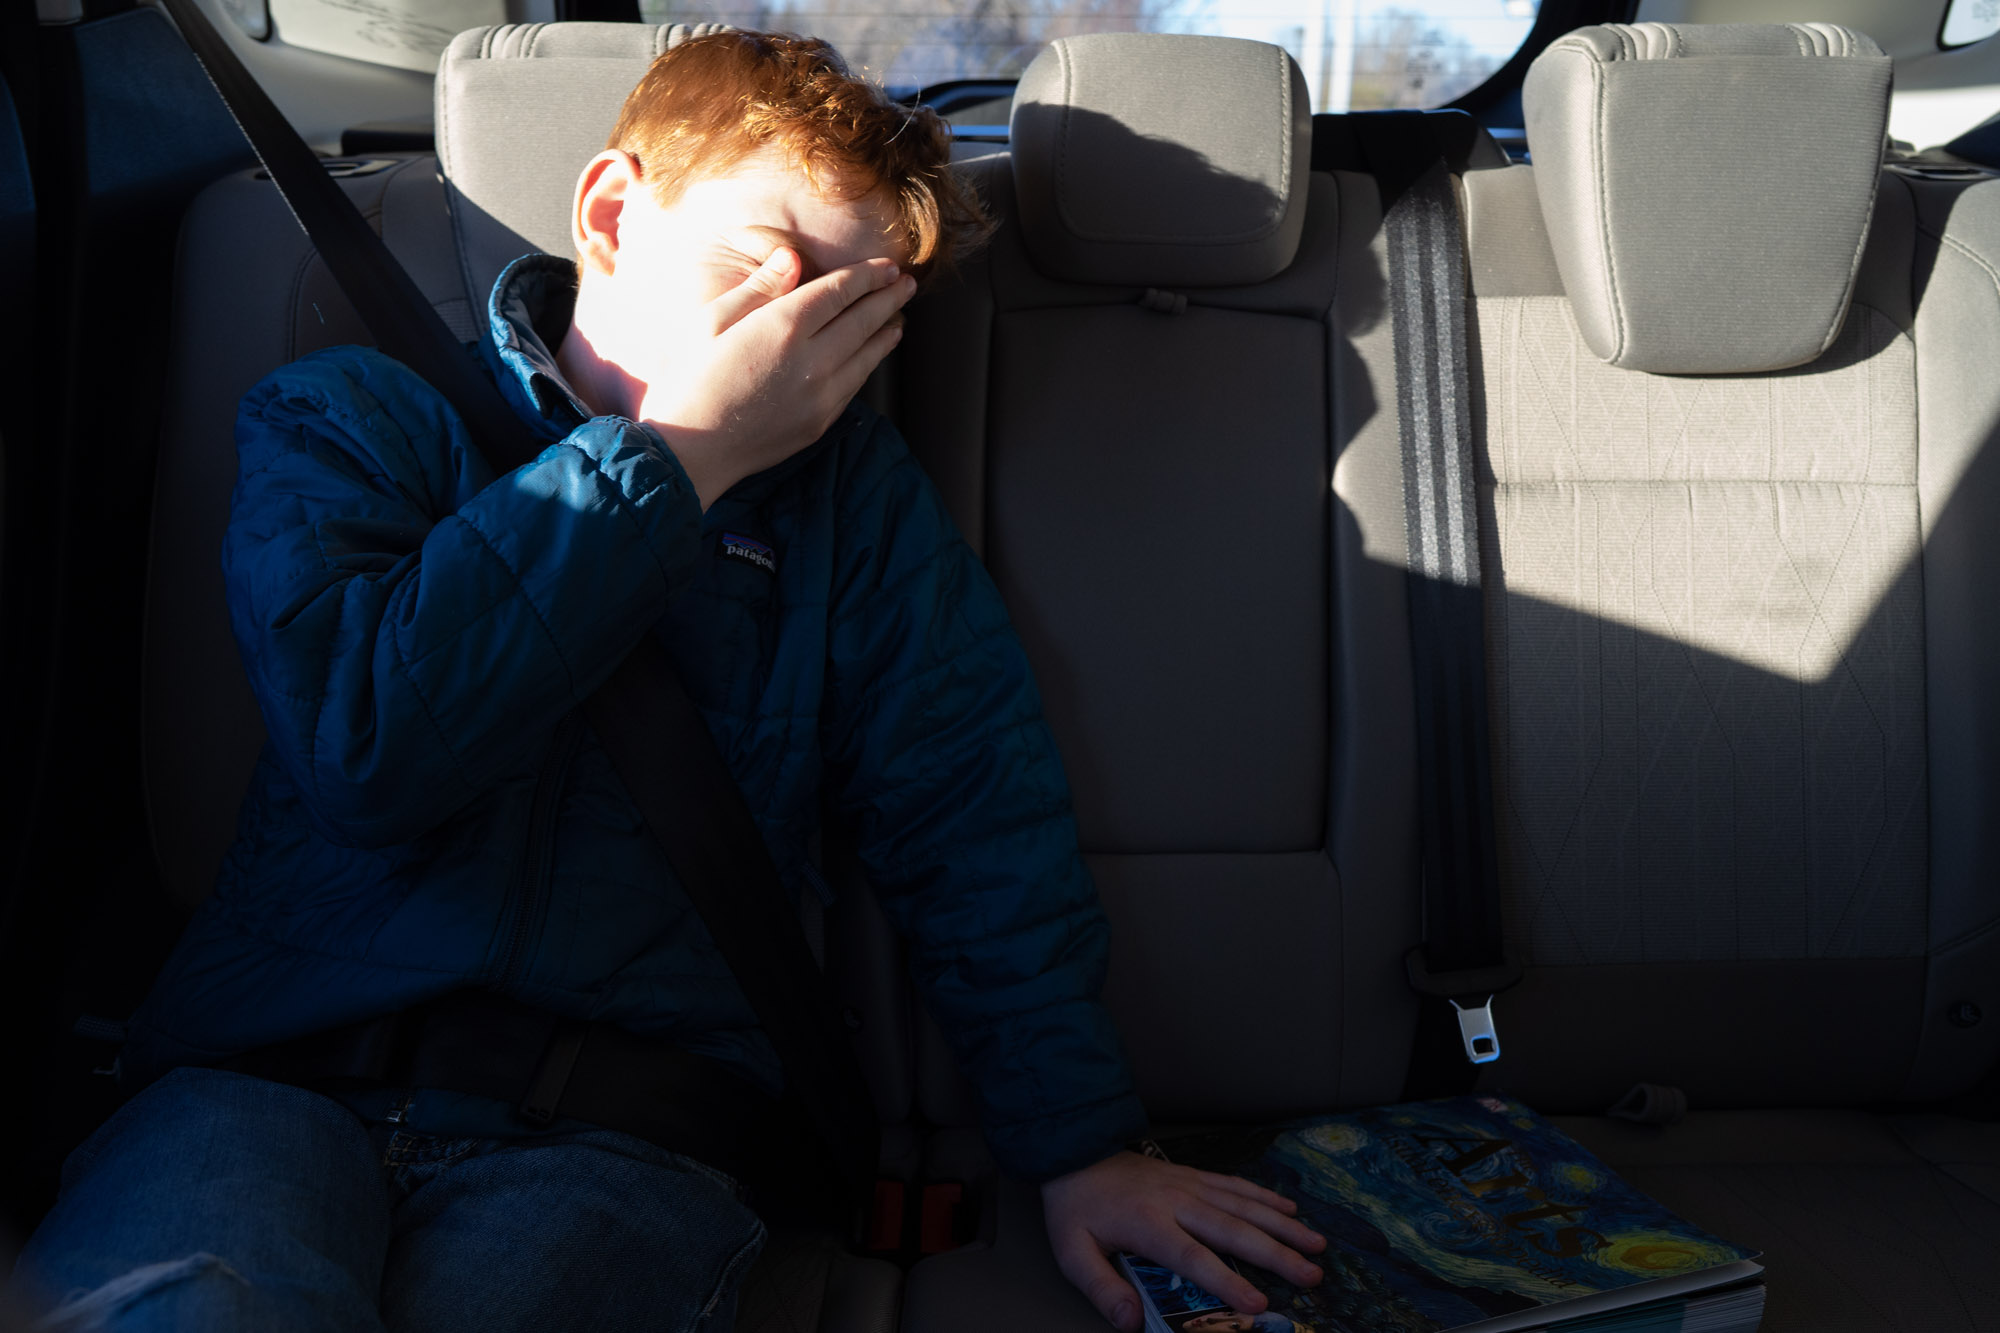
[559,146,917,511]
[1042,1151,1326,1332]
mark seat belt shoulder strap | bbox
[1361,113,1520,1076]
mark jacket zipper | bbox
[497,711,584,988]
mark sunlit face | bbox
[560,142,911,421]
[603,143,910,315]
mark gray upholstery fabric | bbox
[822,837,915,1121]
[925,854,1359,1128]
[1476,958,1928,1109]
[988,300,1328,851]
[1462,163,1562,298]
[898,157,1004,556]
[1905,173,2000,1101]
[1521,23,1890,375]
[1088,852,1345,1121]
[894,162,1000,1125]
[435,23,708,316]
[1010,34,1310,288]
[898,154,1419,1137]
[735,1232,901,1333]
[1478,293,1929,970]
[1556,1112,2000,1332]
[146,156,467,911]
[970,166,1343,854]
[904,1179,1106,1333]
[814,1253,902,1333]
[1465,178,1942,1109]
[1464,113,2000,1109]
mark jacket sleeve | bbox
[821,415,1149,1182]
[224,346,702,848]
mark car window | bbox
[1941,0,2000,48]
[635,0,1540,110]
[264,0,515,73]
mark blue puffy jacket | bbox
[124,254,1147,1181]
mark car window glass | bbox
[1942,0,2000,48]
[266,0,513,72]
[637,0,1540,110]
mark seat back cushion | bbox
[900,35,1425,1127]
[1461,57,2000,1107]
[146,156,469,910]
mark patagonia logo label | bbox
[720,532,777,574]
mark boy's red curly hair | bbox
[605,30,988,280]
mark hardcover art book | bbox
[1118,1095,1764,1333]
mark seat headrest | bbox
[436,22,732,308]
[1010,34,1311,288]
[1522,23,1891,375]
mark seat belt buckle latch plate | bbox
[1450,995,1501,1065]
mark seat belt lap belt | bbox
[156,0,878,1223]
[1360,113,1521,1091]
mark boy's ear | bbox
[572,150,643,277]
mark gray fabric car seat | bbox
[897,22,2000,1333]
[1444,24,2000,1332]
[895,33,1431,1331]
[139,23,905,1333]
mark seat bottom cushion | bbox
[736,1229,901,1333]
[1555,1111,2000,1333]
[902,1177,1101,1333]
[902,1111,2000,1333]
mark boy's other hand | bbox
[1041,1151,1326,1331]
[637,250,914,510]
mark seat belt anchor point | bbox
[1449,994,1501,1065]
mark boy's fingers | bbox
[706,247,801,332]
[1195,1188,1325,1257]
[810,273,916,366]
[1048,1231,1144,1332]
[1178,1203,1322,1291]
[775,257,904,337]
[817,316,903,408]
[1146,1229,1268,1316]
[1196,1171,1299,1215]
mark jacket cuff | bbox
[985,1090,1153,1183]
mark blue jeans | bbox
[11,1067,766,1332]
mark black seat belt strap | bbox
[156,0,877,1221]
[1361,114,1520,1086]
[156,0,541,469]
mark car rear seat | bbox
[894,32,1430,1329]
[141,21,905,1333]
[1465,23,2000,1331]
[138,14,2000,1333]
[897,23,2000,1333]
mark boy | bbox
[15,31,1323,1333]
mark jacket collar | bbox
[481,252,592,442]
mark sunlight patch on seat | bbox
[1477,296,1918,685]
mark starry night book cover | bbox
[1118,1095,1763,1333]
